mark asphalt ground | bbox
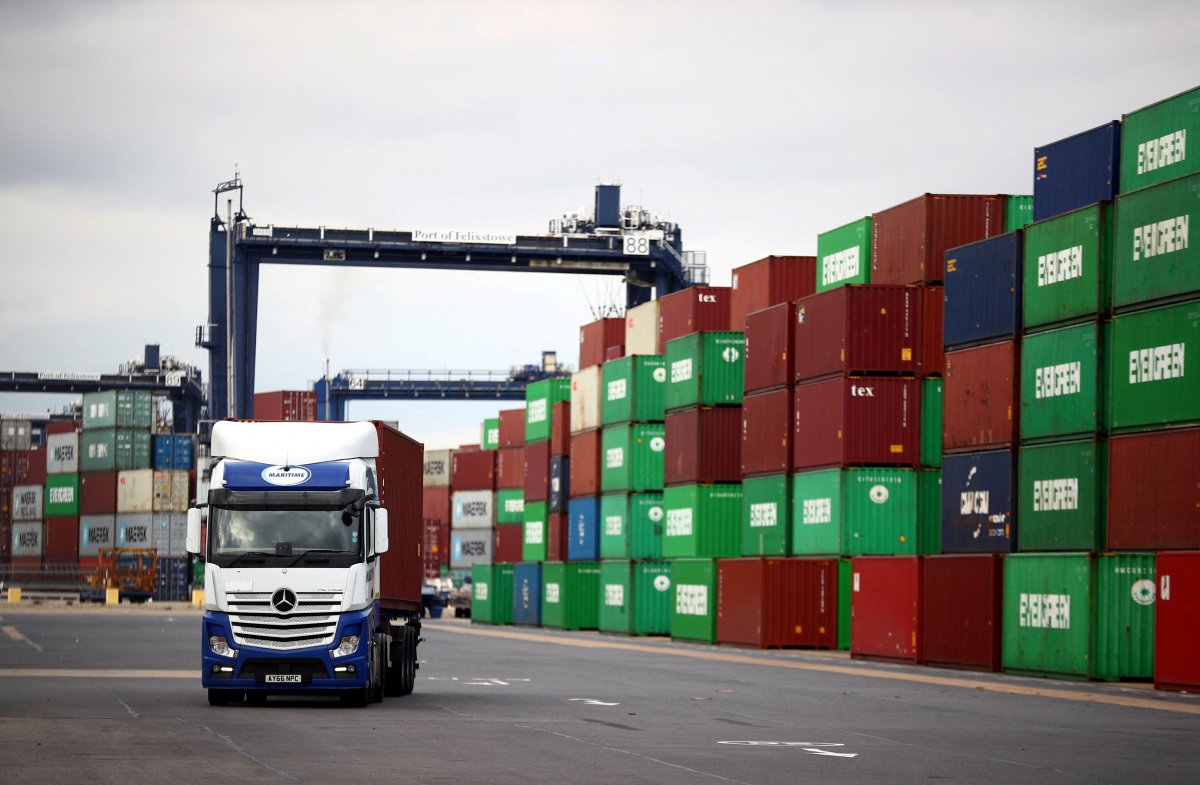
[0,603,1197,785]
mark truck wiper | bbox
[285,549,355,566]
[226,551,275,565]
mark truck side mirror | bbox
[374,508,390,554]
[186,508,202,555]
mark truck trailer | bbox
[186,420,423,706]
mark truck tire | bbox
[369,633,385,704]
[384,625,417,697]
[208,689,243,706]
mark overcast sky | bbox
[1,1,1197,450]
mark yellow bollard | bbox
[105,588,120,605]
[191,588,205,607]
[6,587,21,604]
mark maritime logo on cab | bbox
[262,465,312,486]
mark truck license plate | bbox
[263,674,303,684]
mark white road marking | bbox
[718,741,858,758]
[570,698,620,706]
[117,699,139,718]
[2,626,44,652]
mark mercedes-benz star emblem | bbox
[271,588,298,614]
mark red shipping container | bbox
[0,517,10,561]
[659,285,732,352]
[605,345,625,362]
[254,390,318,421]
[665,406,743,485]
[547,513,567,561]
[524,439,551,502]
[493,524,524,563]
[498,408,526,448]
[729,256,816,332]
[871,194,1005,285]
[793,377,920,470]
[45,420,81,436]
[496,446,525,489]
[922,285,945,376]
[80,471,118,515]
[569,430,602,498]
[1,449,43,486]
[851,555,923,663]
[423,519,449,580]
[742,388,792,477]
[550,401,571,457]
[43,516,80,563]
[580,318,625,370]
[922,554,1001,671]
[452,449,496,490]
[24,447,46,487]
[1155,551,1200,691]
[1109,428,1200,550]
[793,285,921,382]
[373,421,424,611]
[422,486,451,526]
[717,557,839,649]
[943,340,1018,452]
[744,301,795,394]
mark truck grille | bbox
[225,591,344,649]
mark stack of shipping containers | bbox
[43,422,79,568]
[450,444,496,579]
[3,421,44,573]
[472,408,524,624]
[421,447,452,580]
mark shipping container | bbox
[791,467,920,556]
[79,471,117,515]
[422,448,453,487]
[548,455,569,513]
[253,390,318,421]
[472,562,515,625]
[549,401,571,457]
[44,473,79,517]
[922,554,1002,671]
[1020,321,1107,441]
[522,501,548,562]
[452,449,495,490]
[79,428,152,472]
[600,423,665,492]
[872,194,1006,285]
[11,484,42,521]
[671,558,717,643]
[42,516,79,563]
[568,430,601,498]
[665,406,742,485]
[579,317,625,370]
[496,446,524,490]
[151,470,190,513]
[422,486,451,526]
[920,377,942,467]
[423,519,449,579]
[1,448,42,485]
[921,285,945,377]
[541,561,600,630]
[717,557,840,649]
[740,390,790,481]
[817,217,872,291]
[1,420,32,451]
[1005,195,1033,231]
[373,421,425,609]
[850,556,922,662]
[1119,85,1200,193]
[548,512,568,561]
[493,523,524,563]
[481,417,500,451]
[1155,551,1200,691]
[625,299,661,355]
[729,255,816,330]
[569,366,603,434]
[450,528,492,569]
[943,341,1019,451]
[599,491,664,560]
[1108,427,1200,550]
[566,496,600,561]
[1019,439,1106,552]
[601,355,666,425]
[512,562,543,626]
[451,490,495,529]
[944,232,1023,348]
[659,286,732,350]
[1023,202,1114,330]
[740,474,789,556]
[11,520,42,557]
[0,518,9,562]
[942,448,1015,553]
[524,439,551,502]
[598,560,672,636]
[525,378,571,443]
[79,514,116,557]
[1107,299,1199,431]
[82,390,153,430]
[1113,172,1200,309]
[496,488,525,524]
[154,556,189,601]
[664,332,745,411]
[498,408,525,448]
[116,469,154,513]
[151,434,197,471]
[46,431,80,474]
[1033,121,1121,222]
[662,483,742,559]
[743,301,794,394]
[115,512,154,549]
[793,285,921,380]
[792,376,920,470]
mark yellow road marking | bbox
[0,669,196,678]
[435,624,1200,716]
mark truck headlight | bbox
[209,635,238,658]
[330,635,360,658]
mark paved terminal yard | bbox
[0,604,1197,785]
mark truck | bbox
[186,419,423,707]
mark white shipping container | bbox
[625,299,661,356]
[451,490,495,529]
[79,515,116,557]
[569,366,603,434]
[11,484,43,521]
[153,470,190,512]
[12,521,43,557]
[46,431,80,474]
[423,448,453,488]
[151,513,188,557]
[116,513,155,549]
[450,528,492,569]
[117,469,155,513]
[1,419,32,451]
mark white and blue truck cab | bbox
[187,419,424,706]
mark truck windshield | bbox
[208,506,362,567]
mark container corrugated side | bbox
[850,556,923,662]
[729,255,816,330]
[45,432,79,474]
[601,355,666,425]
[872,194,1006,285]
[662,483,742,559]
[741,388,791,477]
[1033,121,1120,222]
[1002,553,1091,679]
[450,528,492,568]
[374,421,424,608]
[790,468,921,556]
[740,474,789,556]
[1005,195,1033,231]
[600,423,665,492]
[717,557,839,648]
[943,232,1022,349]
[1020,321,1107,441]
[498,408,525,448]
[665,405,742,485]
[664,331,745,411]
[923,554,1002,670]
[1023,202,1114,330]
[793,285,921,381]
[1113,172,1200,309]
[625,299,660,355]
[658,286,732,349]
[599,491,663,560]
[525,378,571,443]
[569,366,603,434]
[941,448,1015,553]
[793,376,920,470]
[541,561,600,630]
[1107,298,1199,431]
[1018,439,1105,552]
[817,216,871,291]
[1155,551,1200,691]
[471,563,515,625]
[422,448,453,487]
[670,558,717,643]
[943,340,1018,451]
[743,301,794,394]
[1119,85,1200,193]
[1107,427,1200,550]
[579,317,625,370]
[920,377,943,467]
[512,562,543,626]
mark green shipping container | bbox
[601,355,666,425]
[1107,299,1200,431]
[496,489,525,524]
[740,474,790,556]
[44,473,80,517]
[471,563,515,625]
[79,428,152,472]
[541,561,600,630]
[670,558,717,643]
[82,390,153,430]
[481,418,500,450]
[1020,321,1108,441]
[816,216,872,292]
[1003,553,1155,681]
[662,483,742,558]
[600,423,665,492]
[917,469,942,556]
[664,332,745,411]
[920,377,943,467]
[525,378,571,442]
[837,558,853,650]
[598,560,673,635]
[599,491,664,559]
[1022,202,1113,330]
[1119,85,1200,193]
[792,468,929,556]
[1018,440,1106,552]
[1005,195,1033,232]
[1113,172,1200,308]
[522,501,548,562]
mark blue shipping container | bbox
[567,496,601,561]
[943,232,1023,349]
[942,448,1016,553]
[549,455,569,513]
[152,434,196,470]
[154,556,190,601]
[512,562,543,626]
[1033,121,1121,222]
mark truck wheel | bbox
[369,634,385,704]
[384,625,417,697]
[208,689,243,706]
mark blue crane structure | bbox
[200,179,701,423]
